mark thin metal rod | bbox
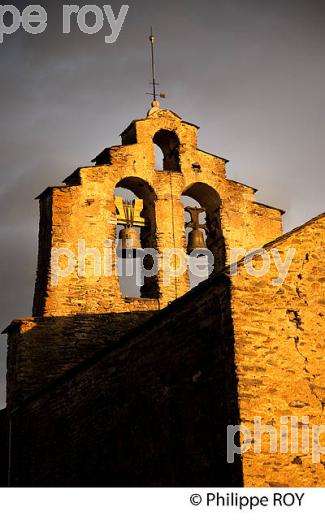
[149,27,157,102]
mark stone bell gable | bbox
[33,103,284,317]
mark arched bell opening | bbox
[153,129,181,172]
[181,183,225,288]
[114,177,158,299]
[180,194,209,289]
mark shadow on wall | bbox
[0,409,8,486]
[6,274,243,487]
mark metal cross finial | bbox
[146,28,166,103]
[185,207,207,231]
[149,27,157,102]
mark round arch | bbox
[153,129,181,172]
[116,176,157,202]
[182,182,221,214]
[114,177,158,299]
[181,182,225,274]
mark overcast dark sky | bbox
[0,0,324,407]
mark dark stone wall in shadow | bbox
[9,274,242,486]
[5,311,156,410]
[0,408,8,486]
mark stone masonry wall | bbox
[9,275,242,486]
[5,302,158,410]
[0,409,8,486]
[232,214,325,486]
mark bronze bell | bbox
[187,228,206,254]
[120,226,141,252]
[185,206,208,254]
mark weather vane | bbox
[146,27,166,103]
